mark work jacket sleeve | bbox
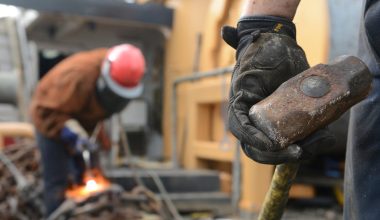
[30,48,108,139]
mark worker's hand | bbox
[295,128,335,161]
[222,16,335,164]
[60,119,90,155]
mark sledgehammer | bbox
[248,56,372,220]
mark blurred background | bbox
[0,0,365,219]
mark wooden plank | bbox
[194,141,234,162]
[163,0,213,159]
[220,171,232,194]
[0,122,34,139]
[0,122,34,149]
[289,184,316,199]
[174,83,190,162]
[240,153,274,212]
[218,0,244,67]
[294,0,329,65]
[183,92,199,169]
[197,103,212,141]
[183,76,233,168]
[199,0,231,71]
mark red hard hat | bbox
[105,44,145,88]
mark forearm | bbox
[241,0,300,20]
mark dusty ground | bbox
[234,207,342,220]
[282,208,342,220]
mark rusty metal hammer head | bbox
[249,55,372,149]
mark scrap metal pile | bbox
[0,140,162,220]
[48,185,143,220]
[0,141,44,220]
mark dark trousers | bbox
[344,1,380,219]
[36,132,84,216]
[345,77,380,220]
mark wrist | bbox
[237,16,296,40]
[233,16,296,60]
[240,0,300,20]
[221,16,297,60]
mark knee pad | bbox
[364,1,380,57]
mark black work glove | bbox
[222,16,335,164]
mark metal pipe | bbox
[170,66,233,168]
[231,141,241,214]
[0,122,34,139]
[0,150,28,190]
[0,74,18,105]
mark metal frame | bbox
[171,66,233,168]
[0,0,173,29]
[171,66,242,211]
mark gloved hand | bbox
[60,119,98,155]
[222,16,335,164]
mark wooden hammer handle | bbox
[258,163,300,220]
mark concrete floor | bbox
[231,207,343,220]
[282,208,343,220]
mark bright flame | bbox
[86,179,99,191]
[65,169,110,202]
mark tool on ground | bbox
[248,56,372,220]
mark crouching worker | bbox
[30,44,145,216]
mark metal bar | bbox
[231,141,241,214]
[46,199,76,220]
[6,18,25,121]
[0,0,173,29]
[0,74,18,105]
[171,66,233,168]
[15,18,33,121]
[173,66,234,85]
[0,150,28,190]
[147,170,183,220]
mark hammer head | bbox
[249,56,372,149]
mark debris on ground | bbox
[0,141,44,220]
[0,140,162,220]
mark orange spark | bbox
[65,169,110,202]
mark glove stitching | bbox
[237,36,254,61]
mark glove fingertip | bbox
[221,25,238,49]
[241,143,302,165]
[286,144,302,160]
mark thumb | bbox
[221,26,238,49]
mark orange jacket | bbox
[30,48,108,138]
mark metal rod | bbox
[173,66,234,85]
[170,66,233,168]
[258,163,300,220]
[147,170,183,220]
[192,33,202,74]
[0,150,28,190]
[231,141,241,215]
